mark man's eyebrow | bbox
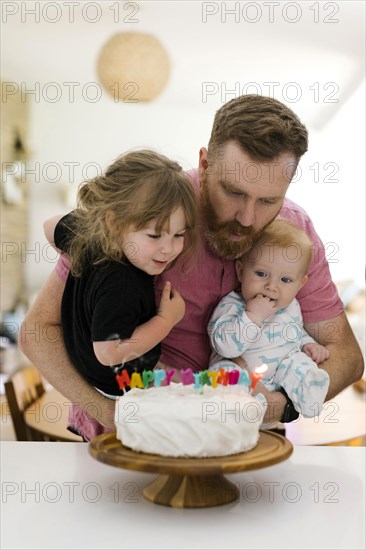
[219,180,282,200]
[219,180,244,192]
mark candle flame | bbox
[254,363,268,374]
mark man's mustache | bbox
[215,221,254,237]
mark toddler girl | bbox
[44,150,198,398]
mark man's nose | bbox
[235,200,255,227]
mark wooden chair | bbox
[4,365,81,441]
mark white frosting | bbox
[115,383,267,457]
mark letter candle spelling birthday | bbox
[115,365,268,392]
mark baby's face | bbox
[236,245,308,310]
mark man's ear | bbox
[235,259,243,282]
[199,147,208,187]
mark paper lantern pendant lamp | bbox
[97,32,170,102]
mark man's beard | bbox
[200,182,275,260]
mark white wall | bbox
[25,80,366,293]
[25,94,215,291]
[287,80,365,287]
[2,1,364,295]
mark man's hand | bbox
[99,398,117,430]
[251,382,287,423]
[304,312,364,400]
[302,342,330,364]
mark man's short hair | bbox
[208,95,308,162]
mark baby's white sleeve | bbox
[208,295,261,357]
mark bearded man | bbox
[20,95,364,440]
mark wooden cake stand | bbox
[89,431,293,508]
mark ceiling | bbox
[1,1,365,129]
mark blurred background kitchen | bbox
[1,1,365,438]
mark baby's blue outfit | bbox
[208,291,330,418]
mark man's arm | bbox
[304,312,364,400]
[43,214,64,252]
[18,269,116,430]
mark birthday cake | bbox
[114,369,267,458]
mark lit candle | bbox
[249,363,268,393]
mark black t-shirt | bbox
[55,213,160,395]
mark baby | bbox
[208,219,330,418]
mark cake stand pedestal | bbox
[89,430,293,508]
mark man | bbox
[19,95,364,440]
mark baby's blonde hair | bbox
[241,219,313,273]
[67,150,198,277]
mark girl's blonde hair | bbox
[68,150,198,277]
[242,219,313,273]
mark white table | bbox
[1,442,365,550]
[285,385,366,445]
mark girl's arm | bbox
[43,214,65,253]
[93,282,185,366]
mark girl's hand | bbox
[157,281,185,328]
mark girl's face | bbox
[122,207,187,275]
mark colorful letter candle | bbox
[249,363,268,393]
[142,370,154,388]
[228,369,240,385]
[238,370,250,387]
[130,372,144,389]
[153,369,166,387]
[193,373,201,389]
[207,371,220,388]
[181,368,194,385]
[115,369,131,390]
[217,368,229,386]
[165,369,176,385]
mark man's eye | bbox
[259,198,276,205]
[225,187,242,197]
[281,277,292,283]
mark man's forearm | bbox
[321,343,363,401]
[304,312,364,400]
[19,271,115,429]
